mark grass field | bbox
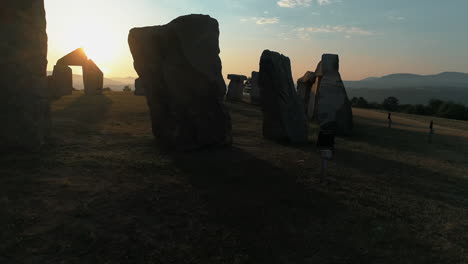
[1,91,467,263]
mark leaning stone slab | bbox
[226,74,247,102]
[128,14,232,150]
[57,48,88,66]
[259,50,308,143]
[0,0,50,149]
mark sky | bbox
[44,0,468,81]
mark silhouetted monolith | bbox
[297,71,316,115]
[314,54,353,135]
[48,65,73,99]
[128,14,232,150]
[226,74,247,101]
[83,60,103,95]
[250,71,261,105]
[57,48,88,66]
[0,0,50,149]
[134,78,146,96]
[259,50,308,143]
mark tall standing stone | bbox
[315,54,353,135]
[48,64,73,99]
[250,71,261,105]
[134,78,146,96]
[128,14,232,150]
[226,74,247,102]
[259,50,308,143]
[0,0,50,149]
[83,59,103,95]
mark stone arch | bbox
[49,48,104,97]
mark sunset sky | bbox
[44,0,468,81]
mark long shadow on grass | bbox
[171,146,440,263]
[53,94,113,126]
[231,103,468,209]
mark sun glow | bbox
[45,0,134,77]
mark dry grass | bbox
[0,91,467,263]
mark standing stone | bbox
[128,14,232,150]
[48,64,73,99]
[0,0,50,149]
[250,71,261,105]
[134,78,146,96]
[259,50,308,143]
[308,61,323,120]
[83,59,103,95]
[226,74,247,102]
[315,54,353,135]
[296,71,316,115]
[55,48,103,96]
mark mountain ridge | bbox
[345,72,468,89]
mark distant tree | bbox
[436,102,466,120]
[123,85,132,92]
[368,102,381,109]
[428,99,444,115]
[382,97,399,111]
[412,104,428,115]
[103,87,112,92]
[399,104,414,113]
[351,97,369,108]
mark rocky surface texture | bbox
[0,0,50,149]
[226,74,247,102]
[259,50,308,143]
[128,14,232,150]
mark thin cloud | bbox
[387,15,405,21]
[277,0,312,8]
[241,17,280,25]
[294,25,374,39]
[277,0,340,7]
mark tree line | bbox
[351,96,468,121]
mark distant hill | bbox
[344,72,468,105]
[47,71,136,91]
[345,72,468,89]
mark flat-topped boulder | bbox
[0,0,50,149]
[250,71,260,105]
[259,50,308,143]
[314,54,353,135]
[128,14,232,150]
[226,74,247,101]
